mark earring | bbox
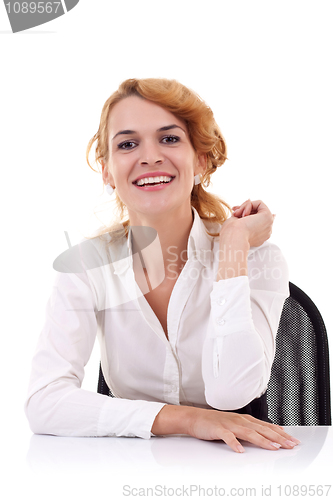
[106,183,114,195]
[194,174,201,185]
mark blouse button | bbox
[171,385,178,392]
[216,318,225,326]
[218,297,226,306]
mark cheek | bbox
[108,159,127,186]
[172,149,196,172]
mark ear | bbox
[195,153,207,176]
[101,160,115,188]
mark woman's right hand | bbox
[152,405,300,453]
[187,408,300,453]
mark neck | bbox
[129,205,194,280]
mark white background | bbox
[1,0,332,497]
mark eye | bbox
[117,141,137,150]
[161,135,180,144]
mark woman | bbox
[25,78,299,453]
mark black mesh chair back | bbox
[267,282,331,425]
[97,365,114,397]
[97,282,331,425]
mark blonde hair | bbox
[87,78,231,236]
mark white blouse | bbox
[24,208,289,439]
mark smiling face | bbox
[102,96,206,224]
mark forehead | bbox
[108,96,187,135]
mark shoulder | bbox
[53,225,128,275]
[80,226,129,271]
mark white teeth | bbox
[136,176,173,186]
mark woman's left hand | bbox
[225,199,275,248]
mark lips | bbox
[133,172,175,187]
[135,175,173,187]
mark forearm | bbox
[203,241,289,410]
[216,225,250,280]
[202,275,267,409]
[151,404,198,436]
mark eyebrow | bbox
[111,124,186,141]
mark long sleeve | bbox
[202,241,289,410]
[25,212,290,435]
[24,269,166,438]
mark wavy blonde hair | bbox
[87,78,230,236]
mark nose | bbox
[139,141,164,166]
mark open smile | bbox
[133,174,175,190]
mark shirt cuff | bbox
[97,398,167,439]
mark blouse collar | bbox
[129,207,216,269]
[113,207,218,276]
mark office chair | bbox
[267,282,331,425]
[97,282,331,426]
[97,364,114,398]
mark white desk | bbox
[22,426,332,499]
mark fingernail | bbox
[285,440,297,447]
[290,437,301,445]
[270,442,281,449]
[237,444,245,453]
